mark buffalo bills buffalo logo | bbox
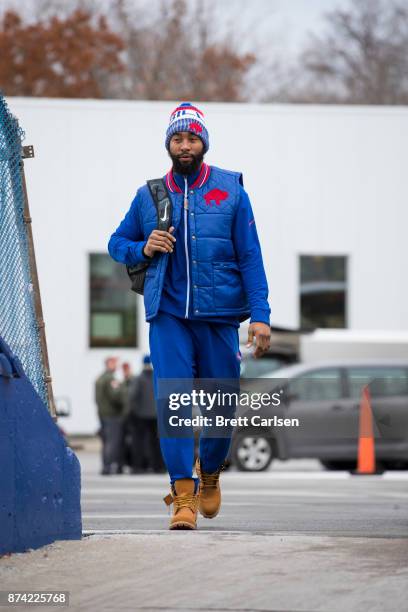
[204,188,229,207]
[189,121,203,134]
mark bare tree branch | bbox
[296,0,408,104]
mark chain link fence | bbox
[0,94,49,409]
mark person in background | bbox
[119,361,135,471]
[94,356,124,475]
[128,355,165,474]
[121,362,134,386]
[119,362,135,415]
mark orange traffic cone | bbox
[352,384,383,475]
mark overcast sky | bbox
[204,0,352,59]
[250,0,351,49]
[2,0,352,46]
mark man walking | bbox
[108,102,271,528]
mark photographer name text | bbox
[168,415,299,427]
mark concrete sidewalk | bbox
[1,532,407,612]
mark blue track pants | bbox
[149,311,241,485]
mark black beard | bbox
[169,150,204,175]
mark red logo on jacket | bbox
[204,188,229,207]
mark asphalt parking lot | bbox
[1,450,407,612]
[80,452,408,537]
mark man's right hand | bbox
[143,226,176,258]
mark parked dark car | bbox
[239,349,293,379]
[230,360,408,471]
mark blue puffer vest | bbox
[138,165,250,322]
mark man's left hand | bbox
[246,322,271,359]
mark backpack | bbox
[126,178,172,295]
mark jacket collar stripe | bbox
[198,163,210,188]
[165,172,173,193]
[166,170,183,194]
[191,163,210,190]
[190,163,206,189]
[166,163,210,193]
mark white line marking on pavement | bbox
[82,529,408,538]
[81,488,408,499]
[84,476,169,483]
[382,472,408,480]
[82,514,165,519]
[81,502,272,508]
[82,471,408,481]
[82,530,268,535]
[83,473,348,481]
[81,488,169,495]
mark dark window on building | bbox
[300,255,347,330]
[89,254,137,348]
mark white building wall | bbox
[5,97,408,433]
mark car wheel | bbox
[320,460,356,471]
[232,433,274,472]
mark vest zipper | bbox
[183,176,190,318]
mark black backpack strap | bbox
[126,177,172,295]
[147,178,172,230]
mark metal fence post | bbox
[20,145,57,420]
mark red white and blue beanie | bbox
[165,102,209,153]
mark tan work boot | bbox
[163,478,199,530]
[195,458,223,519]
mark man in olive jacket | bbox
[95,357,124,475]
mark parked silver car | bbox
[231,360,408,471]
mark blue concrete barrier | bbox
[0,337,81,554]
